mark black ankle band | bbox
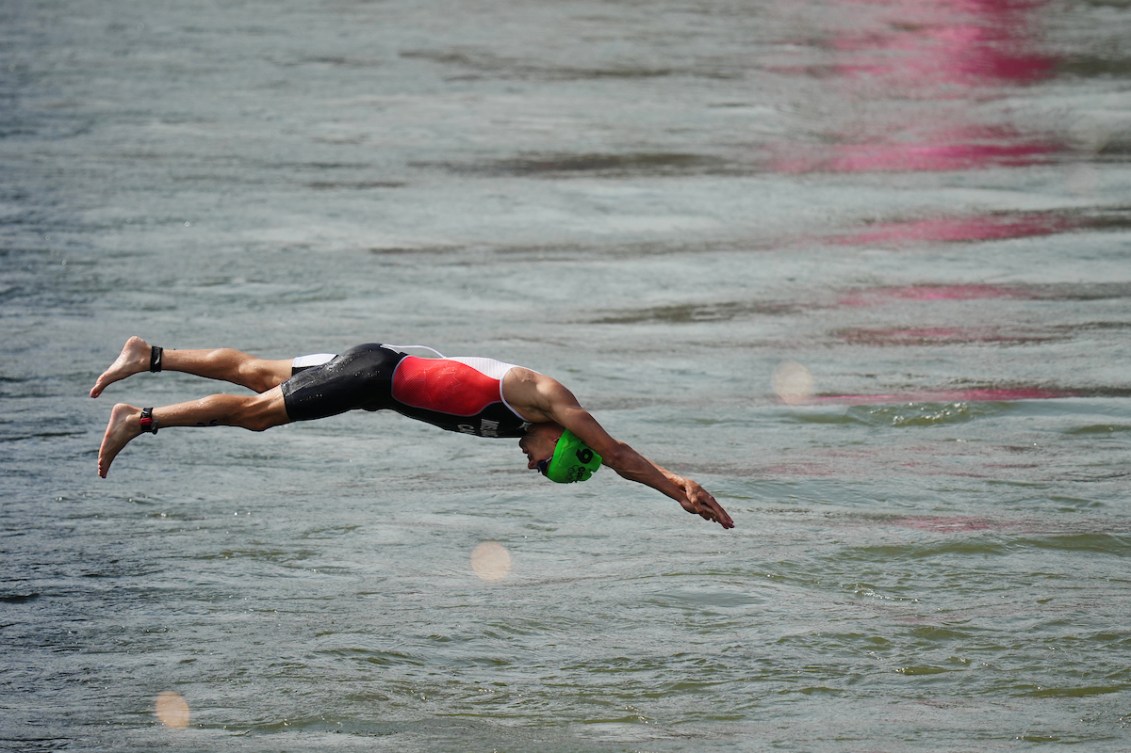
[150,346,163,373]
[139,407,159,434]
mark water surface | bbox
[2,0,1130,751]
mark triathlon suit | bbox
[280,343,530,438]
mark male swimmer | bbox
[93,337,734,529]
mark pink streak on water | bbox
[766,0,1061,175]
[836,284,1030,307]
[811,387,1073,405]
[830,212,1074,247]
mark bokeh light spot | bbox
[155,690,190,729]
[772,360,815,405]
[470,541,512,582]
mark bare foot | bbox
[91,336,152,398]
[99,403,143,478]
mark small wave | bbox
[1017,532,1131,555]
[593,299,803,325]
[424,151,729,178]
[841,539,1011,561]
[1029,685,1126,698]
[895,664,953,676]
[843,401,991,427]
[1065,424,1131,436]
[0,593,40,604]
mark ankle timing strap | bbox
[149,346,163,372]
[139,407,159,434]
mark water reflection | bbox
[771,0,1061,176]
[837,283,1026,307]
[839,281,1131,306]
[813,386,1071,404]
[826,0,1056,88]
[829,211,1074,248]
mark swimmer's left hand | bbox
[677,477,734,530]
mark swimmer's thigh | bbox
[280,343,404,421]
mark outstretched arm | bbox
[509,370,734,529]
[556,401,734,530]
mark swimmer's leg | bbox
[160,347,294,393]
[91,336,294,397]
[98,387,290,478]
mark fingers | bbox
[680,481,735,529]
[700,494,734,529]
[696,499,734,529]
[696,492,732,526]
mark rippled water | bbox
[3,0,1130,751]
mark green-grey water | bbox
[2,0,1130,750]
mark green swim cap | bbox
[543,429,602,483]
